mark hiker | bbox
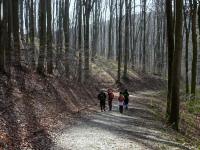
[107,89,114,111]
[123,89,129,110]
[98,90,106,112]
[118,92,125,113]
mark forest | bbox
[0,0,200,149]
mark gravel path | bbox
[51,92,192,150]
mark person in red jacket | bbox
[118,92,125,113]
[107,89,114,111]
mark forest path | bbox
[51,91,192,150]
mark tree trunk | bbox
[13,0,21,66]
[124,0,129,78]
[92,0,100,61]
[37,0,46,74]
[169,0,183,130]
[47,0,53,74]
[108,0,113,59]
[166,0,174,117]
[78,0,82,82]
[84,0,92,80]
[30,0,35,69]
[20,0,24,43]
[64,0,70,77]
[142,0,146,72]
[190,0,198,97]
[183,0,191,94]
[190,0,197,96]
[0,0,6,73]
[117,0,123,83]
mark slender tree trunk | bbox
[92,0,99,61]
[169,0,183,130]
[64,0,70,77]
[115,0,119,61]
[25,0,29,43]
[6,0,12,77]
[0,0,6,73]
[30,0,35,69]
[47,0,53,74]
[117,0,123,83]
[166,0,174,117]
[78,0,82,82]
[20,0,24,43]
[37,0,46,74]
[183,0,191,94]
[84,0,92,80]
[131,0,136,68]
[142,0,146,72]
[124,0,129,78]
[108,0,113,59]
[13,0,21,66]
[190,0,198,97]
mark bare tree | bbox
[124,0,129,78]
[169,0,183,130]
[37,0,46,74]
[166,0,174,116]
[117,0,123,83]
[63,0,70,77]
[190,0,198,97]
[47,0,53,74]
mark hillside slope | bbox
[0,59,168,149]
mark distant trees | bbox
[0,0,200,130]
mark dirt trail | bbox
[51,91,193,150]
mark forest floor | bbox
[51,91,196,150]
[0,58,199,149]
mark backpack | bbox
[98,93,106,101]
[108,92,114,100]
[118,95,124,102]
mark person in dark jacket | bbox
[123,89,129,110]
[98,91,106,112]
